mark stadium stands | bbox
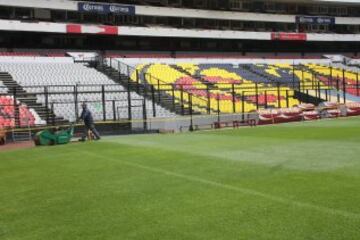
[305,64,360,96]
[0,95,43,128]
[0,81,6,94]
[1,53,359,130]
[115,60,301,114]
[0,57,175,123]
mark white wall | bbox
[0,19,66,33]
[0,56,73,63]
[116,58,331,67]
[1,19,360,42]
[307,33,360,41]
[336,17,360,25]
[0,0,360,25]
[120,26,271,40]
[136,5,294,23]
[0,0,77,11]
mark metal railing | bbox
[0,60,360,130]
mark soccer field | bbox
[1,118,360,240]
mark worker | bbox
[78,103,101,141]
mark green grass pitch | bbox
[1,118,360,240]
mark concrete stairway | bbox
[0,72,68,125]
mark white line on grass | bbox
[82,150,360,220]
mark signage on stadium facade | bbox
[296,16,335,25]
[271,32,307,41]
[66,24,118,35]
[78,2,135,15]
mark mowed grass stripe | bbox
[0,117,360,240]
[81,144,360,220]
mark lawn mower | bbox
[34,124,74,146]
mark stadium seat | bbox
[0,60,175,122]
[0,95,41,128]
[123,60,300,113]
[306,64,360,97]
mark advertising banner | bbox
[66,24,118,35]
[296,16,335,25]
[271,32,307,41]
[78,2,135,15]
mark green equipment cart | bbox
[34,125,74,146]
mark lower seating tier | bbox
[127,62,300,113]
[0,59,176,123]
[0,95,44,128]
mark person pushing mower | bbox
[78,103,101,141]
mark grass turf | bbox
[0,118,360,240]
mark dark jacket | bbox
[80,108,94,126]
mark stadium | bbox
[0,0,360,239]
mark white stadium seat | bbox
[0,60,175,121]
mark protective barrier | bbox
[1,59,360,135]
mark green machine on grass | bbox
[34,124,74,146]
